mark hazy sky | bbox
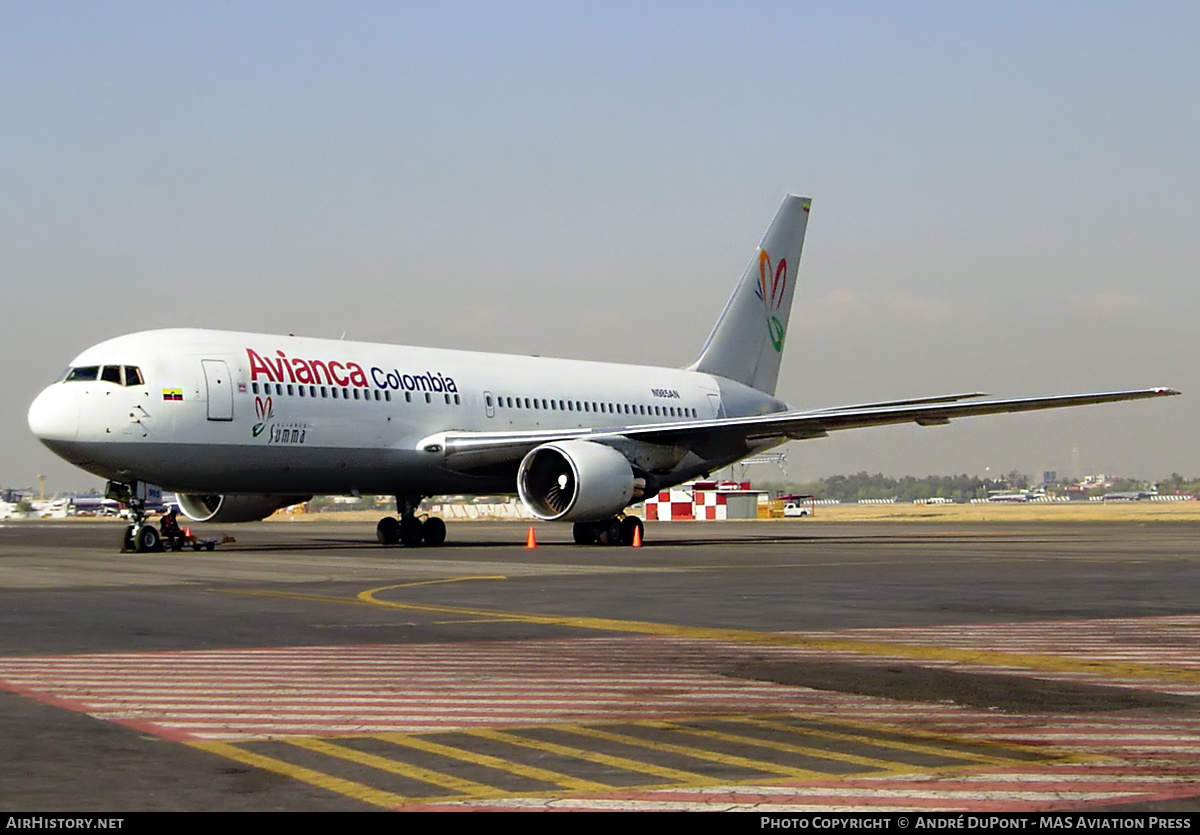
[4,1,1197,494]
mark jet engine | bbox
[176,493,313,523]
[517,440,641,522]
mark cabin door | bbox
[707,392,725,419]
[202,360,234,421]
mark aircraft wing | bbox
[803,392,988,413]
[427,387,1179,472]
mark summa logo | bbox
[252,395,273,437]
[753,248,788,352]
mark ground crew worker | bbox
[160,506,184,549]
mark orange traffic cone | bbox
[525,526,538,549]
[184,527,192,539]
[631,524,642,548]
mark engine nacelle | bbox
[517,440,640,522]
[176,493,312,523]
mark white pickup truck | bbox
[783,502,812,518]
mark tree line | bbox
[767,472,1200,503]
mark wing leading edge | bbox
[426,387,1179,472]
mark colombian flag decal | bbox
[162,389,183,401]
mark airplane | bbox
[28,195,1179,552]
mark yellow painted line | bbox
[737,717,1023,767]
[286,737,497,796]
[191,716,1076,811]
[219,590,526,625]
[645,720,913,773]
[221,575,506,605]
[375,576,508,588]
[220,588,382,606]
[432,619,529,625]
[734,713,1058,762]
[376,731,610,792]
[222,580,1200,685]
[354,584,1200,685]
[188,740,406,809]
[732,714,1095,770]
[465,727,703,784]
[559,724,837,779]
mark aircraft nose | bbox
[28,384,79,445]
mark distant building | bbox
[644,480,767,521]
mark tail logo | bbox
[754,249,788,352]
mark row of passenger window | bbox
[248,382,698,421]
[62,366,145,387]
[489,394,698,420]
[58,369,699,422]
[250,381,462,406]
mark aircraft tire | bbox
[422,517,446,546]
[134,524,161,554]
[399,516,424,547]
[121,525,135,552]
[597,518,623,546]
[619,516,643,547]
[572,521,597,545]
[376,516,401,546]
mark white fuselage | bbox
[28,328,788,498]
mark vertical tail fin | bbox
[688,194,811,395]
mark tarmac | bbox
[2,518,1199,811]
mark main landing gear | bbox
[377,495,446,547]
[572,515,643,546]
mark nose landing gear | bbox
[117,496,169,554]
[110,481,154,553]
[128,523,161,553]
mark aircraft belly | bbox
[53,440,510,496]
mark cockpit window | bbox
[63,365,144,386]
